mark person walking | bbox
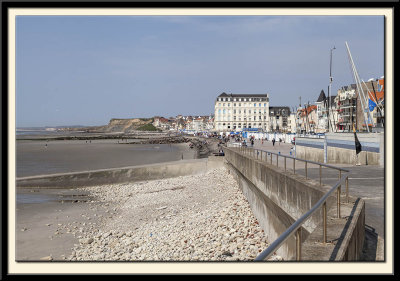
[272,138,275,146]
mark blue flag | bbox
[369,98,377,112]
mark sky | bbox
[15,15,384,127]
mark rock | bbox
[79,237,94,245]
[40,255,53,261]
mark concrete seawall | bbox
[223,147,365,261]
[295,132,384,166]
[16,151,365,261]
[16,157,224,188]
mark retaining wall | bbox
[224,147,365,261]
[295,132,384,166]
[16,157,224,188]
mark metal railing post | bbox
[284,157,286,171]
[337,170,341,218]
[296,228,302,261]
[337,186,341,218]
[276,154,278,167]
[323,202,327,243]
[270,152,272,164]
[346,176,349,203]
[319,165,322,186]
[293,158,296,174]
[305,161,308,179]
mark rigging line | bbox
[361,79,384,113]
[345,42,372,131]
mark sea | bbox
[16,129,197,178]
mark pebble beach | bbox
[65,167,280,261]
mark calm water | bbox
[16,139,197,177]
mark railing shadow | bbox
[360,224,379,261]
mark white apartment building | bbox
[214,93,270,132]
[287,112,298,133]
[269,106,291,133]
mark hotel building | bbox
[214,93,270,132]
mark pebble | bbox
[66,168,281,261]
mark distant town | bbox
[152,76,384,135]
[26,76,384,137]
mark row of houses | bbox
[294,77,384,134]
[152,76,384,134]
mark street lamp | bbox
[327,46,336,133]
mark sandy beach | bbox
[16,167,278,262]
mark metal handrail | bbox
[254,174,348,261]
[225,145,351,261]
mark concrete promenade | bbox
[238,138,385,260]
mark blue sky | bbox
[16,15,384,127]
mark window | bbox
[239,103,241,107]
[244,98,247,101]
[233,103,236,107]
[254,103,257,107]
[259,103,261,107]
[218,109,221,113]
[264,103,267,107]
[233,109,236,114]
[253,116,256,121]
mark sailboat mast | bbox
[345,41,374,132]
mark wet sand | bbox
[17,139,197,178]
[16,188,105,261]
[14,137,200,262]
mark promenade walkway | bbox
[235,138,385,260]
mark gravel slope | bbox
[67,167,281,261]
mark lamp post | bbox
[327,46,336,133]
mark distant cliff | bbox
[61,118,158,133]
